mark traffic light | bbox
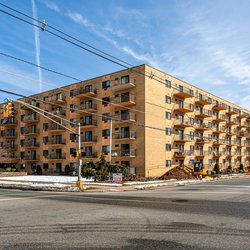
[2,103,8,118]
[7,102,15,117]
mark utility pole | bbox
[76,122,82,188]
[109,119,113,163]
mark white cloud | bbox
[31,0,42,92]
[67,11,92,28]
[43,0,60,12]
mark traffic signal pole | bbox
[76,122,82,188]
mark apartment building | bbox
[0,64,249,177]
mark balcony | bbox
[174,151,193,159]
[238,121,249,128]
[195,94,212,106]
[212,114,226,123]
[0,155,18,163]
[0,120,17,127]
[194,150,211,158]
[212,127,226,134]
[23,142,40,149]
[113,113,136,124]
[114,94,135,107]
[174,103,194,113]
[194,123,210,131]
[226,141,233,147]
[46,109,66,117]
[73,87,97,98]
[47,124,66,133]
[81,136,98,143]
[194,109,212,118]
[226,129,236,136]
[174,134,194,142]
[225,118,238,126]
[80,120,98,128]
[195,137,211,144]
[1,132,16,139]
[21,99,40,110]
[111,79,135,92]
[23,128,40,136]
[113,132,136,141]
[226,107,238,115]
[174,119,193,128]
[75,103,98,113]
[225,152,232,158]
[173,86,194,99]
[21,115,39,123]
[212,139,225,146]
[81,151,98,158]
[45,154,66,160]
[236,131,246,138]
[21,156,40,162]
[0,144,16,150]
[237,111,249,119]
[48,94,66,104]
[212,152,223,158]
[111,150,136,158]
[212,102,227,111]
[46,139,66,146]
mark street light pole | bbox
[76,122,83,189]
[109,119,112,163]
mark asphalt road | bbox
[0,177,250,250]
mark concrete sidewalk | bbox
[0,173,247,192]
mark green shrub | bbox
[213,164,220,175]
[64,165,70,175]
[0,168,5,172]
[36,165,42,175]
[6,167,12,172]
[211,170,216,175]
[227,169,232,174]
[239,170,245,174]
[11,168,17,172]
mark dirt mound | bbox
[160,165,195,180]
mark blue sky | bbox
[0,0,250,110]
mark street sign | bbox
[112,173,123,184]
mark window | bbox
[102,97,110,106]
[166,128,171,135]
[102,113,111,122]
[165,96,171,104]
[20,139,25,147]
[189,89,194,96]
[102,145,110,154]
[102,80,110,89]
[70,133,76,141]
[189,118,194,125]
[166,160,171,167]
[43,123,48,131]
[190,145,194,153]
[70,104,75,112]
[190,132,194,139]
[70,90,74,97]
[43,150,48,157]
[43,163,49,170]
[43,96,48,102]
[166,144,171,151]
[166,112,171,120]
[208,159,212,165]
[43,137,48,144]
[165,80,171,88]
[20,127,25,134]
[121,75,129,84]
[102,130,110,137]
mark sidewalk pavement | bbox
[0,173,248,192]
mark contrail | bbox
[31,0,42,92]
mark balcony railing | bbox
[0,120,17,126]
[45,154,66,160]
[80,136,98,142]
[212,126,226,133]
[77,103,98,111]
[111,150,136,157]
[174,103,194,113]
[114,94,136,106]
[195,137,212,144]
[195,94,212,105]
[23,142,40,148]
[0,144,16,150]
[1,132,16,138]
[194,123,210,130]
[194,109,212,118]
[48,94,66,103]
[23,129,40,135]
[110,79,135,91]
[73,87,97,97]
[212,114,226,122]
[46,139,66,145]
[238,121,249,128]
[46,109,66,117]
[113,113,136,122]
[225,118,238,125]
[22,156,40,161]
[47,124,66,131]
[174,134,194,142]
[21,115,39,123]
[80,120,98,127]
[21,99,40,110]
[113,132,136,139]
[174,119,193,127]
[212,102,227,111]
[81,151,98,158]
[174,151,193,158]
[173,86,194,99]
[237,111,249,119]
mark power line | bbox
[0,52,81,82]
[0,52,173,119]
[0,88,167,132]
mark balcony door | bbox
[121,144,130,156]
[56,149,62,158]
[85,131,92,141]
[121,110,130,120]
[56,135,62,144]
[85,116,92,125]
[179,115,184,124]
[121,127,130,138]
[178,100,184,109]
